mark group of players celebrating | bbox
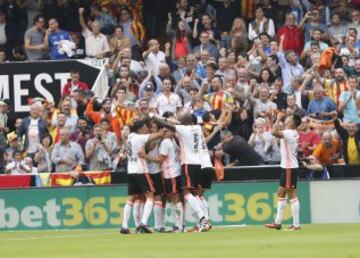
[120,112,213,234]
[120,111,303,234]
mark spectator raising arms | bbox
[78,7,110,59]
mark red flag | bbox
[0,175,32,188]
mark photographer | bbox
[300,155,330,180]
[70,117,93,153]
[85,124,113,171]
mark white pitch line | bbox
[1,232,119,241]
[0,224,248,241]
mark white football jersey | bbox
[126,133,150,174]
[147,145,161,174]
[200,134,213,169]
[280,129,299,169]
[174,125,202,165]
[159,138,181,179]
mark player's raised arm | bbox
[272,113,285,138]
[149,113,178,131]
[148,128,167,142]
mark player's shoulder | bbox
[283,129,299,138]
[161,138,172,146]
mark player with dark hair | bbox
[120,120,165,234]
[265,113,302,231]
[150,112,211,232]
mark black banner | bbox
[0,59,104,117]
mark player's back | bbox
[126,132,150,174]
[159,138,181,179]
[174,125,202,165]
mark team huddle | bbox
[120,111,302,234]
[120,112,212,234]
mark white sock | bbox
[290,198,300,227]
[139,201,144,218]
[133,200,141,227]
[274,197,286,225]
[141,199,154,225]
[122,201,133,229]
[153,201,163,229]
[175,202,184,229]
[184,193,205,221]
[199,196,209,219]
[161,205,166,228]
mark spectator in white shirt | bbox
[142,39,165,75]
[78,7,110,58]
[155,78,183,116]
[5,150,31,174]
[248,6,275,41]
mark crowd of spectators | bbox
[1,0,360,180]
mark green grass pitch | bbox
[0,224,359,258]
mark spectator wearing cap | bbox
[85,97,113,125]
[0,10,17,58]
[6,132,23,162]
[24,14,46,60]
[44,18,74,60]
[18,103,48,158]
[51,128,85,172]
[78,7,110,59]
[62,70,89,97]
